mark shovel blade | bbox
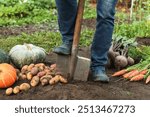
[56,55,90,81]
[56,54,70,79]
[74,56,91,81]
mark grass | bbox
[0,32,61,53]
[0,29,94,53]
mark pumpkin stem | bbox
[0,70,2,73]
[24,43,32,50]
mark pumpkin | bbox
[9,43,46,68]
[0,63,17,88]
[0,49,10,63]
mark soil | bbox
[136,37,150,46]
[0,22,58,37]
[0,48,150,100]
[0,19,150,100]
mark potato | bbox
[55,71,63,76]
[30,67,39,76]
[45,66,50,69]
[40,75,52,86]
[41,79,49,86]
[27,63,35,71]
[21,65,28,73]
[26,72,33,80]
[38,66,45,72]
[37,71,46,78]
[35,63,45,67]
[13,86,20,94]
[44,69,51,75]
[30,76,40,87]
[50,64,56,70]
[6,87,13,96]
[19,73,27,80]
[59,76,67,84]
[45,71,51,75]
[19,83,30,91]
[49,75,60,85]
[22,74,27,80]
[48,70,56,77]
[40,75,52,80]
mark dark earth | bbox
[0,19,150,100]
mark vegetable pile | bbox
[112,58,150,84]
[5,63,67,96]
[0,43,68,96]
[108,35,137,69]
[112,45,150,84]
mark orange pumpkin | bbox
[0,63,17,88]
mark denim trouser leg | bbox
[91,0,118,72]
[55,0,77,45]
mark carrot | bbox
[128,70,139,78]
[145,75,150,84]
[111,69,127,77]
[130,74,145,81]
[123,70,136,79]
[139,69,148,75]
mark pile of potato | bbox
[5,63,67,96]
[6,83,30,95]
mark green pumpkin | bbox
[0,49,10,63]
[9,44,46,68]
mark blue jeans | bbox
[55,0,118,72]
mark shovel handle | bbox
[69,0,85,80]
[72,0,85,47]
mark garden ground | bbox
[0,45,150,100]
[0,18,150,100]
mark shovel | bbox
[56,0,90,82]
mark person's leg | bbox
[91,0,118,82]
[53,0,77,55]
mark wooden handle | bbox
[72,0,85,48]
[69,0,85,80]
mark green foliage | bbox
[0,0,19,6]
[80,29,94,46]
[0,0,56,8]
[128,46,150,61]
[114,0,150,38]
[112,35,137,47]
[84,3,96,19]
[114,21,150,38]
[0,0,56,26]
[131,0,150,21]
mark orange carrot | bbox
[128,70,139,78]
[139,69,148,75]
[145,75,150,84]
[130,74,145,81]
[111,69,127,77]
[123,70,136,79]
